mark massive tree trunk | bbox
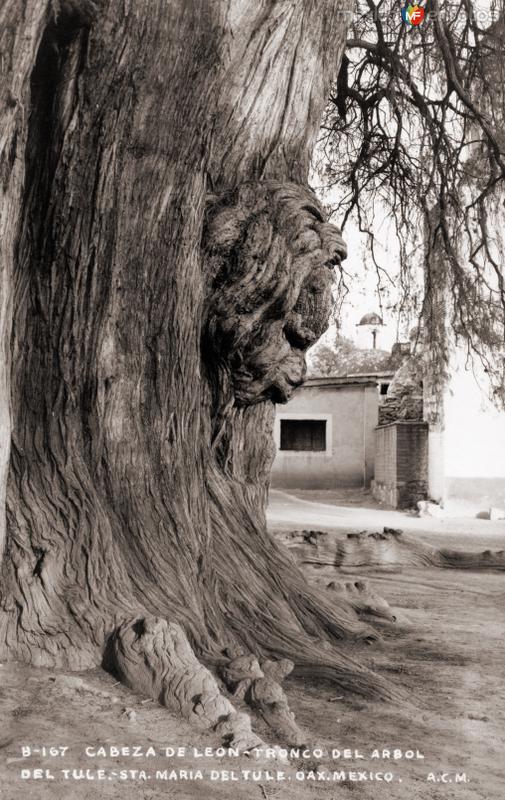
[0,0,391,703]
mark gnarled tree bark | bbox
[0,0,397,714]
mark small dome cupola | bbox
[357,311,384,349]
[358,312,383,327]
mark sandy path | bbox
[268,488,505,538]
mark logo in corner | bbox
[401,2,426,26]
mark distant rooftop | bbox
[307,340,411,380]
[305,372,395,389]
[334,347,392,375]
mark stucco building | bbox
[271,372,393,489]
[272,319,505,513]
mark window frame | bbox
[274,412,332,457]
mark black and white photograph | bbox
[0,1,504,798]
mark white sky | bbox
[311,182,409,352]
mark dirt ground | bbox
[1,498,504,800]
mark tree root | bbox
[220,646,306,746]
[111,616,264,751]
[279,527,505,571]
[214,712,264,752]
[326,579,396,622]
[112,617,234,727]
[112,618,315,747]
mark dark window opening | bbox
[280,419,326,451]
[380,382,390,396]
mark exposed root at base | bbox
[279,527,505,571]
[326,579,396,622]
[112,617,315,749]
[221,646,305,746]
[111,616,264,751]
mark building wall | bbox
[420,234,505,511]
[271,382,379,489]
[427,426,445,504]
[442,353,505,509]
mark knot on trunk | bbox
[203,181,346,405]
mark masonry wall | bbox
[372,424,397,506]
[271,383,379,489]
[372,421,429,508]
